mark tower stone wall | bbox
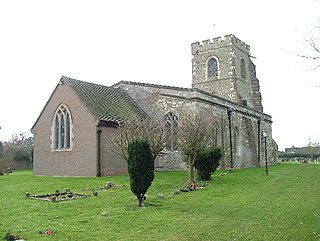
[191,34,263,112]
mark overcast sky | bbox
[0,0,319,151]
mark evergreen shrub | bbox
[127,139,154,206]
[195,147,223,180]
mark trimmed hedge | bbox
[279,152,320,159]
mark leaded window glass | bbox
[207,57,218,78]
[66,114,71,148]
[53,104,72,150]
[164,112,179,150]
[54,115,59,149]
[60,114,65,149]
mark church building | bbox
[31,34,278,177]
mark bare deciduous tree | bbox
[0,132,33,172]
[298,20,320,69]
[178,112,213,188]
[113,111,214,189]
[113,117,171,161]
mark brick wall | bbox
[32,83,98,177]
[101,126,128,176]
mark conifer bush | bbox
[195,147,223,180]
[127,139,154,206]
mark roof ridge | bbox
[113,80,190,91]
[60,76,111,89]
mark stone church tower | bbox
[191,34,263,112]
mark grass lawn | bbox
[0,163,319,241]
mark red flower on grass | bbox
[45,229,54,235]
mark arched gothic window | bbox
[164,112,179,150]
[53,104,72,150]
[240,59,246,79]
[207,57,219,78]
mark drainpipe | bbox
[257,117,261,165]
[227,108,234,171]
[97,125,102,177]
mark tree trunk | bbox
[188,162,194,189]
[137,194,143,207]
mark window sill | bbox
[52,148,72,152]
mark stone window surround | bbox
[206,56,220,80]
[51,103,73,152]
[164,111,179,151]
[240,58,247,79]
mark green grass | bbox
[0,163,319,241]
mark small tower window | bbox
[207,57,218,78]
[240,59,246,79]
[53,104,72,150]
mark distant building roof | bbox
[60,76,147,123]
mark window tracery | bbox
[53,104,72,150]
[164,112,179,150]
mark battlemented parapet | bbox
[191,34,263,111]
[191,34,250,55]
